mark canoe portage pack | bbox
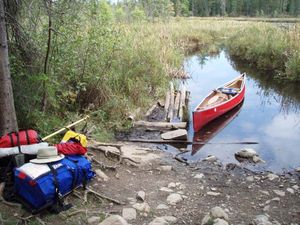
[14,155,95,213]
[0,130,40,148]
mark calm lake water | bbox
[175,51,300,172]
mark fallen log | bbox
[123,139,259,145]
[133,121,187,130]
[161,129,188,140]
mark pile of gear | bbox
[0,129,95,214]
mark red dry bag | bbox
[55,142,87,155]
[0,130,40,148]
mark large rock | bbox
[167,193,183,205]
[161,129,187,140]
[122,208,137,221]
[236,148,257,158]
[235,148,265,164]
[253,215,272,225]
[99,215,128,225]
[210,206,229,221]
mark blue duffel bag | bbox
[14,155,95,212]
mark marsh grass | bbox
[12,16,299,140]
[226,22,300,81]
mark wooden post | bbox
[173,91,181,119]
[178,86,186,121]
[167,82,174,122]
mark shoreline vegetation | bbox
[7,2,299,139]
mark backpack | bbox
[14,155,95,213]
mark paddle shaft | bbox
[123,139,258,145]
[42,116,89,141]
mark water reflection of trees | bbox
[227,54,300,114]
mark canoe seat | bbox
[207,93,228,106]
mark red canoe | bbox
[192,73,246,132]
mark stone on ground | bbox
[210,206,229,220]
[214,218,229,225]
[156,204,169,210]
[157,165,173,171]
[148,217,169,225]
[95,169,109,182]
[236,148,257,158]
[204,155,218,162]
[122,208,137,220]
[87,216,100,225]
[267,173,279,181]
[167,193,183,205]
[132,202,150,212]
[136,190,146,201]
[253,215,272,225]
[99,215,128,225]
[194,173,205,179]
[273,190,285,197]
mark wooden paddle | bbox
[42,116,89,141]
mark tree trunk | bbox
[0,0,18,136]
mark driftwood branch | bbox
[174,150,190,165]
[91,158,117,170]
[84,188,124,205]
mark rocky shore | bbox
[1,143,299,225]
